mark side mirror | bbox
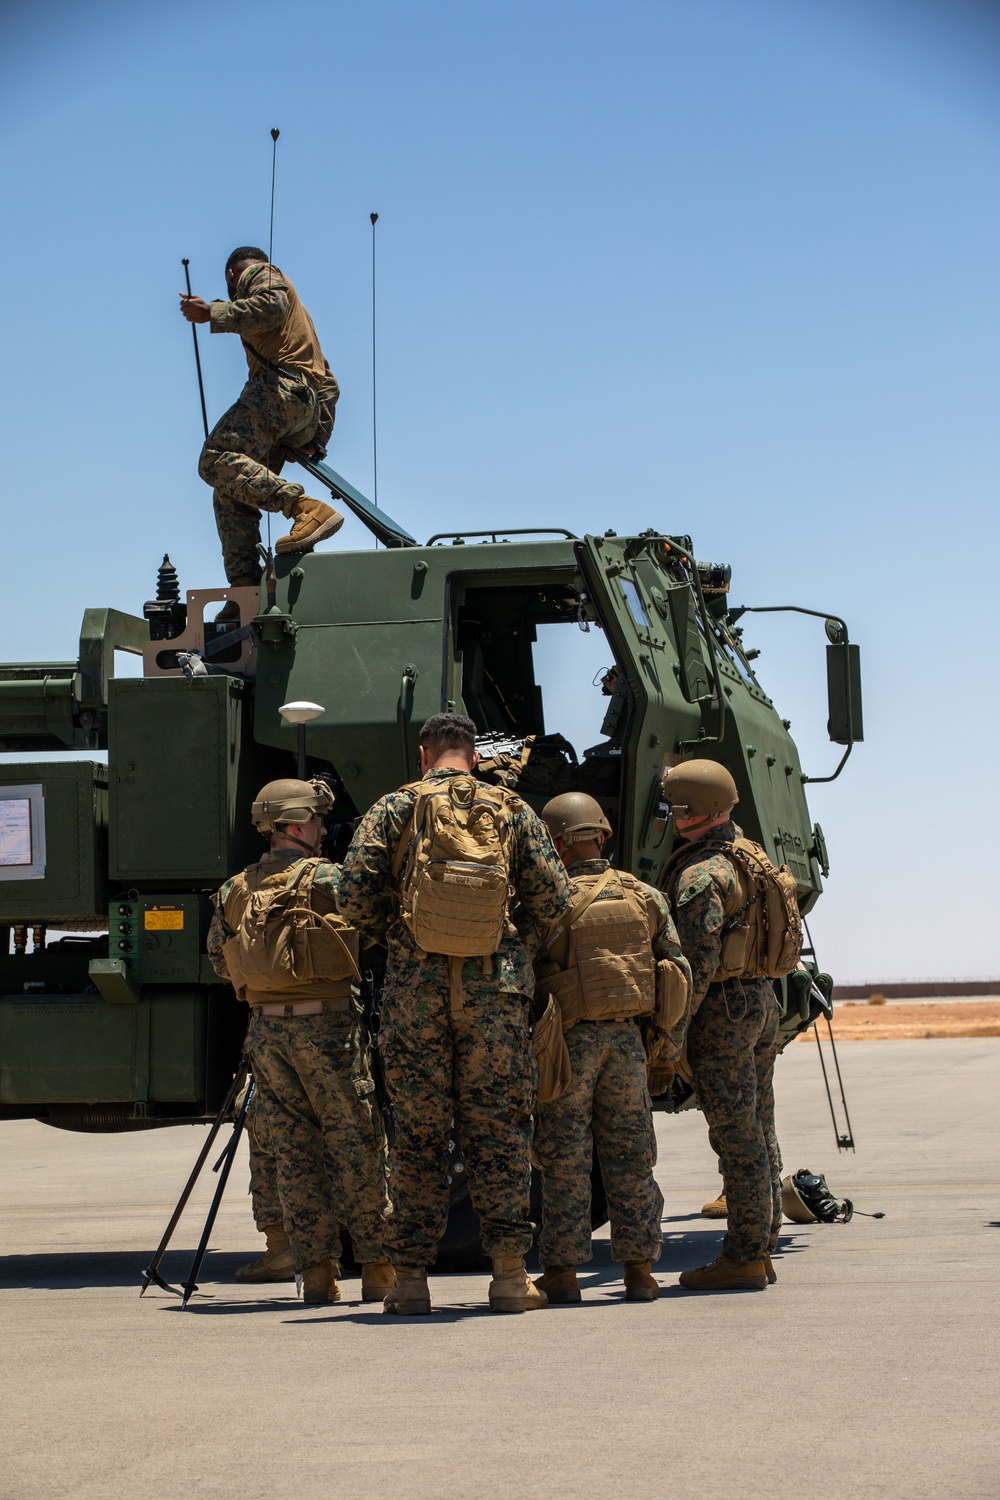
[725,604,863,784]
[824,621,863,746]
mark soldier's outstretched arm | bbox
[209,264,290,340]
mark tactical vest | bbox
[665,834,802,982]
[221,858,360,1007]
[538,867,657,1027]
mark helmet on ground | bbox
[541,792,613,846]
[781,1169,854,1225]
[661,759,738,818]
[251,778,334,834]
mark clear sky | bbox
[2,0,998,982]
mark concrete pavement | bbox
[1,1039,998,1499]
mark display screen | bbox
[0,799,32,867]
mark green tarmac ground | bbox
[2,1039,998,1500]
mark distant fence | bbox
[832,981,1000,1000]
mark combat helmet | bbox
[780,1169,854,1225]
[250,778,335,835]
[541,792,613,846]
[661,759,738,819]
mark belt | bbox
[253,998,349,1018]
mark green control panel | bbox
[110,894,206,985]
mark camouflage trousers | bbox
[534,1020,663,1267]
[198,369,336,585]
[378,984,536,1268]
[246,1088,282,1229]
[686,978,782,1263]
[245,1008,391,1270]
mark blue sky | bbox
[2,0,998,981]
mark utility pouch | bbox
[654,957,690,1032]
[533,996,572,1105]
[718,918,751,976]
[221,937,248,1002]
[409,861,510,957]
[543,965,584,1029]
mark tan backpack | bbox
[391,775,520,960]
[668,836,802,981]
[223,859,360,1003]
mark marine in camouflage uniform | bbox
[532,822,692,1299]
[181,250,341,587]
[209,839,391,1300]
[337,718,569,1311]
[668,813,782,1285]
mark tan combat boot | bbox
[533,1265,581,1304]
[361,1262,396,1302]
[235,1223,295,1283]
[301,1258,342,1305]
[383,1268,432,1315]
[214,580,259,624]
[489,1255,549,1313]
[678,1255,768,1292]
[764,1253,777,1285]
[701,1193,728,1219]
[623,1259,660,1302]
[275,497,344,554]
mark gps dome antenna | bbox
[370,211,379,508]
[181,258,209,441]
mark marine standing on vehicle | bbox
[660,760,802,1292]
[207,777,394,1305]
[337,712,570,1315]
[531,793,692,1304]
[180,247,343,611]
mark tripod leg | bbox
[181,1080,255,1308]
[140,1063,249,1296]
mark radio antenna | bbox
[371,211,379,507]
[263,127,280,555]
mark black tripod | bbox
[140,1064,255,1308]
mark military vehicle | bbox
[0,462,860,1250]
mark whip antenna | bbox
[181,258,209,440]
[263,127,280,555]
[268,128,280,264]
[371,211,379,506]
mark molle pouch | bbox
[718,918,751,978]
[221,937,248,1002]
[533,996,572,1105]
[544,965,584,1029]
[410,861,509,957]
[654,956,690,1032]
[293,916,361,983]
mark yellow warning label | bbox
[144,908,184,931]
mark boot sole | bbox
[489,1298,548,1313]
[624,1289,660,1301]
[275,511,345,554]
[701,1208,728,1219]
[678,1279,767,1292]
[383,1302,432,1315]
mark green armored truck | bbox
[0,468,860,1142]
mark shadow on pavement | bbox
[0,1248,270,1292]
